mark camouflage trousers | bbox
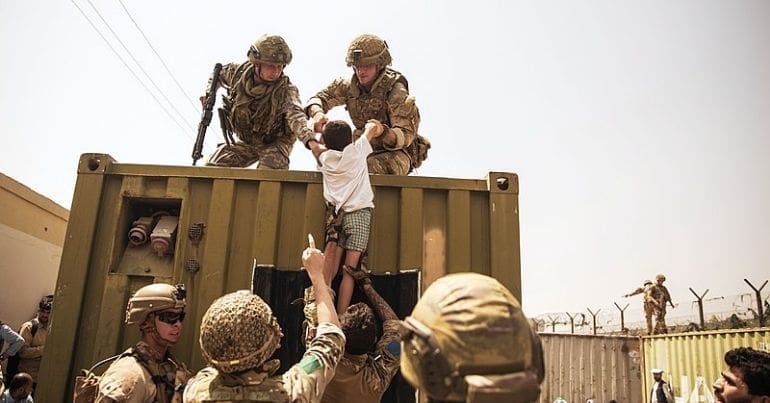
[643,302,654,335]
[206,139,293,169]
[653,306,667,334]
[367,150,411,175]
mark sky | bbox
[1,0,769,319]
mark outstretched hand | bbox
[302,234,324,279]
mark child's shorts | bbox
[326,207,372,252]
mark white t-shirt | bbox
[318,136,375,213]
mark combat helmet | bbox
[248,34,293,65]
[400,273,544,401]
[125,283,186,325]
[656,273,666,281]
[346,34,391,67]
[643,279,653,286]
[199,290,282,374]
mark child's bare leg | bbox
[336,250,363,314]
[322,241,343,286]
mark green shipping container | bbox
[38,153,521,401]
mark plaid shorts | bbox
[338,208,372,252]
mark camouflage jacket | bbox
[320,320,401,403]
[650,284,672,306]
[216,62,315,147]
[306,68,419,153]
[184,322,345,403]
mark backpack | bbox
[72,353,124,403]
[3,318,38,386]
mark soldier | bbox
[623,279,656,335]
[95,283,190,402]
[306,34,430,175]
[203,34,317,169]
[399,273,544,402]
[183,243,345,403]
[321,266,400,403]
[650,273,674,334]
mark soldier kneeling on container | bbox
[399,273,545,403]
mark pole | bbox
[587,308,601,335]
[689,288,709,330]
[566,312,576,334]
[614,302,629,333]
[744,279,768,327]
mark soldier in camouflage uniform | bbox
[95,283,190,403]
[306,34,429,175]
[650,273,674,334]
[183,245,345,403]
[624,279,656,335]
[400,273,544,403]
[321,266,400,403]
[203,34,317,169]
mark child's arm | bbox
[364,119,385,141]
[311,143,327,165]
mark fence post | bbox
[613,302,629,333]
[587,308,601,335]
[744,279,768,327]
[566,312,576,334]
[689,288,709,330]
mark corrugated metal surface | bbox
[539,333,642,403]
[38,153,521,401]
[641,328,770,403]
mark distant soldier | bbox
[623,279,656,335]
[95,283,190,402]
[650,273,674,334]
[183,243,345,403]
[202,34,317,169]
[399,273,544,402]
[306,34,430,175]
[321,266,400,403]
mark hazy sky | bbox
[1,0,768,317]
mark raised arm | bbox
[303,238,340,327]
[343,266,397,321]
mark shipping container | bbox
[538,333,642,403]
[38,153,521,401]
[640,327,770,403]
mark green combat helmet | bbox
[248,34,293,65]
[346,34,392,67]
[125,283,186,325]
[400,273,544,402]
[199,290,282,373]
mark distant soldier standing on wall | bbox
[624,279,656,335]
[203,34,317,169]
[306,34,430,175]
[650,273,674,334]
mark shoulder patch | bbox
[386,340,401,358]
[298,355,322,374]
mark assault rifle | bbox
[192,63,223,166]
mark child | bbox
[312,119,384,314]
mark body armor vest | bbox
[203,373,289,402]
[346,67,407,131]
[226,62,288,145]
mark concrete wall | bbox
[0,173,68,330]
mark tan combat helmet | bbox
[346,34,392,67]
[199,290,282,374]
[125,283,186,325]
[656,273,666,281]
[644,280,653,286]
[400,273,543,401]
[248,34,293,65]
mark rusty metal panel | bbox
[640,328,770,403]
[38,154,521,401]
[538,333,642,403]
